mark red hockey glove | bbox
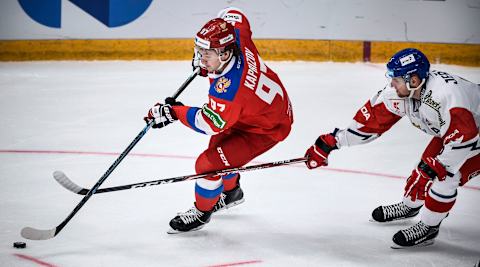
[305,133,338,169]
[192,49,208,77]
[144,103,177,128]
[404,157,447,201]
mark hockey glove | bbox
[305,133,338,169]
[144,103,177,129]
[164,97,184,106]
[404,156,447,201]
[192,48,208,77]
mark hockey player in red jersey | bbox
[305,48,479,248]
[145,7,293,233]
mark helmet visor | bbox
[385,69,410,83]
[195,45,220,60]
[386,69,395,78]
[386,70,408,86]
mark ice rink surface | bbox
[0,61,479,267]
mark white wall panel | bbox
[0,0,479,43]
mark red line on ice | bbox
[0,149,193,160]
[207,260,262,267]
[13,253,58,267]
[1,149,479,191]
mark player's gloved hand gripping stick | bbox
[20,68,200,241]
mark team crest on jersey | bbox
[215,77,231,93]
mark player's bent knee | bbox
[195,152,217,174]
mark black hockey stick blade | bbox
[54,157,308,195]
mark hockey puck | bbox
[13,242,26,249]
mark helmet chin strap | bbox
[406,77,426,98]
[215,50,233,73]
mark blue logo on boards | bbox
[18,0,153,28]
[18,0,61,28]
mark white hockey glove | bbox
[144,103,177,129]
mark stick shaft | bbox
[66,158,308,195]
[21,69,199,240]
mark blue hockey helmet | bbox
[386,48,430,81]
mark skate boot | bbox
[391,221,440,248]
[371,202,421,222]
[168,204,212,234]
[213,183,244,212]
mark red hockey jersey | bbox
[173,8,293,142]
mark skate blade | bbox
[167,225,205,234]
[368,215,417,224]
[390,239,434,249]
[214,199,245,213]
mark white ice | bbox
[0,61,479,267]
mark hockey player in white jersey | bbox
[304,48,479,248]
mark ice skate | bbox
[168,204,212,234]
[371,202,421,223]
[391,221,439,249]
[213,184,244,213]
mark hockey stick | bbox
[54,157,307,195]
[21,68,200,241]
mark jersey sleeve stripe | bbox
[186,107,207,134]
[346,128,373,140]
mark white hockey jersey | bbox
[334,70,479,175]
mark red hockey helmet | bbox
[195,18,236,50]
